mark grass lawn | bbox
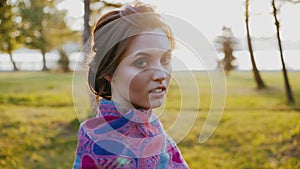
[0,71,299,169]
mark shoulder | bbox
[76,117,108,140]
[81,117,106,130]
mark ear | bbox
[104,74,113,82]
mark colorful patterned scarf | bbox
[73,98,189,169]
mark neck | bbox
[111,98,151,114]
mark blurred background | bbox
[1,0,300,72]
[0,0,299,168]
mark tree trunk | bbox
[83,0,98,115]
[8,52,19,71]
[245,0,266,89]
[83,0,90,45]
[83,0,91,66]
[41,51,48,71]
[272,0,295,104]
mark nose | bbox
[152,68,167,83]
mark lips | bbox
[149,86,166,94]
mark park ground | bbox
[0,71,299,169]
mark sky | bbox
[57,0,300,42]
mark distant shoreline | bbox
[1,49,300,71]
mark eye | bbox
[134,59,148,68]
[161,56,171,66]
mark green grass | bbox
[0,72,78,169]
[0,71,299,169]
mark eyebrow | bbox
[132,49,172,58]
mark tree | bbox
[83,0,122,45]
[271,0,295,104]
[20,0,72,71]
[57,48,70,72]
[245,0,266,89]
[82,0,122,61]
[82,0,122,115]
[215,26,237,75]
[0,0,5,7]
[83,0,90,45]
[0,1,21,71]
[89,0,123,26]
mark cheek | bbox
[164,66,172,86]
[129,71,150,94]
[166,73,171,85]
[113,66,139,88]
[128,73,149,107]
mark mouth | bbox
[149,86,166,94]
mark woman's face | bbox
[109,29,172,111]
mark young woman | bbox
[73,2,189,168]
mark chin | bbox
[149,99,164,109]
[133,99,164,110]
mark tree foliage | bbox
[19,0,76,71]
[1,0,121,72]
[0,1,22,71]
[57,48,70,72]
[89,0,122,28]
[215,26,237,75]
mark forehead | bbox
[124,29,171,56]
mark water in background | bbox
[0,49,299,71]
[231,50,300,71]
[0,51,83,71]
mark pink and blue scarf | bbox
[73,98,189,169]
